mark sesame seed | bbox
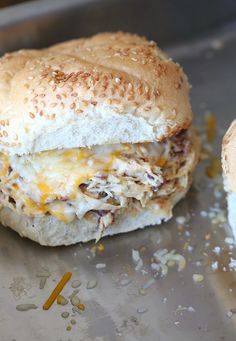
[131,57,138,62]
[82,100,89,106]
[70,103,76,110]
[29,112,35,119]
[50,103,57,108]
[13,133,18,140]
[127,83,133,90]
[174,82,181,89]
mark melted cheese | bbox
[0,153,9,177]
[37,182,53,203]
[2,141,168,222]
[9,144,148,204]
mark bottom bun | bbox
[0,184,190,246]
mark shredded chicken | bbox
[0,130,196,231]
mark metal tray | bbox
[1,1,236,340]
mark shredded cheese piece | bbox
[37,182,53,203]
[43,272,72,310]
[77,303,85,311]
[206,158,221,178]
[156,158,166,167]
[97,243,105,252]
[205,113,216,144]
[193,274,204,283]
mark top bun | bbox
[222,119,236,192]
[0,32,192,155]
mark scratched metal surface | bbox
[1,1,236,341]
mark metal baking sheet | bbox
[1,1,236,340]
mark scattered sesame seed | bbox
[176,216,186,225]
[71,280,81,289]
[77,303,85,311]
[225,237,235,246]
[211,261,219,271]
[16,304,38,311]
[212,246,221,255]
[95,263,106,270]
[139,288,147,296]
[57,295,68,306]
[193,274,204,283]
[71,296,80,306]
[120,278,132,286]
[39,277,47,289]
[137,307,148,314]
[86,280,97,289]
[61,311,69,319]
[227,311,233,318]
[142,278,155,290]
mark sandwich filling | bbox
[0,130,197,232]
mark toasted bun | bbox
[0,186,189,246]
[0,32,192,155]
[222,120,236,193]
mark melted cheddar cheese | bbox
[0,133,193,224]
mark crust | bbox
[0,32,192,155]
[222,120,236,193]
[0,186,189,246]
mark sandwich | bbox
[0,32,200,246]
[222,120,236,238]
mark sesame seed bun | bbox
[222,120,236,193]
[222,120,236,236]
[0,31,192,155]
